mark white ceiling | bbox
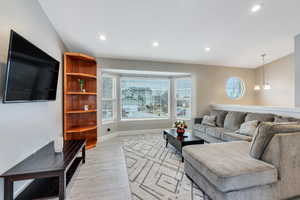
[38,0,300,68]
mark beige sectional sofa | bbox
[184,110,300,200]
[193,110,297,143]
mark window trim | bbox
[119,76,171,121]
[174,77,193,120]
[102,74,117,122]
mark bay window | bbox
[120,78,170,120]
[175,78,192,119]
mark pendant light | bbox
[254,85,261,90]
[261,54,271,90]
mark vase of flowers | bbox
[173,120,188,136]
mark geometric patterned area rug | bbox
[121,133,206,200]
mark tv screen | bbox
[3,30,60,103]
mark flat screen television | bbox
[3,30,60,103]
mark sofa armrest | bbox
[194,117,203,124]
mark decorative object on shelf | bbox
[254,54,271,91]
[173,120,187,136]
[78,79,85,92]
[54,136,64,153]
[84,105,89,111]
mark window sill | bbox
[120,118,170,122]
[176,118,192,121]
[102,120,116,125]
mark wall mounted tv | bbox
[3,30,60,103]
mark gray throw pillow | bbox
[236,120,259,136]
[224,111,246,131]
[250,122,300,159]
[210,110,228,127]
[245,113,274,122]
[202,115,216,127]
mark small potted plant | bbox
[173,120,188,136]
[78,79,85,92]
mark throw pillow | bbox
[224,111,246,131]
[250,122,300,159]
[201,115,216,127]
[244,113,274,122]
[236,120,259,136]
[210,110,228,127]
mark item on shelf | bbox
[84,105,89,111]
[54,136,64,153]
[78,79,85,92]
[173,120,187,136]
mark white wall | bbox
[98,57,256,135]
[0,0,66,198]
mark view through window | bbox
[175,78,192,119]
[102,76,116,121]
[121,78,169,119]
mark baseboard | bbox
[100,128,164,142]
[100,131,120,142]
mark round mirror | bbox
[226,77,245,99]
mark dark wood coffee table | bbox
[163,129,204,162]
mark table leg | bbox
[166,138,168,148]
[4,178,13,200]
[59,171,66,200]
[82,145,86,164]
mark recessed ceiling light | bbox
[205,47,211,52]
[152,41,159,47]
[99,34,107,41]
[251,4,262,13]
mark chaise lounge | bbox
[183,110,300,200]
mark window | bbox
[175,78,192,119]
[102,75,116,122]
[121,78,170,120]
[226,77,245,99]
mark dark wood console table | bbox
[0,139,86,200]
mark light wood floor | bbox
[65,138,132,200]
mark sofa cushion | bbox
[193,124,207,133]
[236,120,259,136]
[206,127,224,139]
[222,132,252,142]
[210,110,228,127]
[245,113,274,122]
[224,111,246,131]
[250,122,300,159]
[274,116,299,123]
[202,115,216,127]
[194,130,223,143]
[183,142,277,192]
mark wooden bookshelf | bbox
[64,52,98,149]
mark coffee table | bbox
[163,129,204,162]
